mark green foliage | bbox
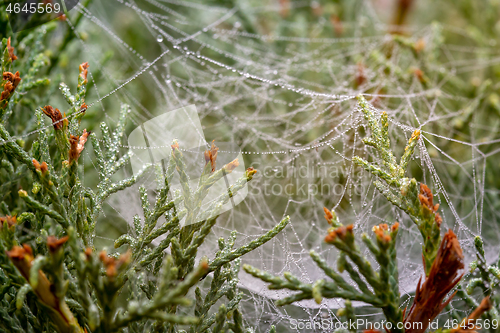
[353,95,440,275]
[244,95,424,332]
[0,17,288,333]
[245,95,500,332]
[244,221,403,330]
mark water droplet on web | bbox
[234,21,241,29]
[157,35,163,43]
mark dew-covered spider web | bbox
[9,0,500,331]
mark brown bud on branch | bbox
[204,141,219,172]
[246,167,257,177]
[42,106,65,130]
[373,223,392,244]
[419,183,442,226]
[7,244,83,332]
[47,236,69,253]
[98,249,132,280]
[79,62,89,84]
[325,224,354,243]
[404,229,464,333]
[224,158,239,173]
[0,215,17,229]
[33,159,49,175]
[68,129,90,164]
[6,244,35,281]
[7,37,17,61]
[323,207,334,224]
[3,71,21,88]
[1,71,21,102]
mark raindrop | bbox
[157,35,163,43]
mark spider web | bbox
[6,0,500,331]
